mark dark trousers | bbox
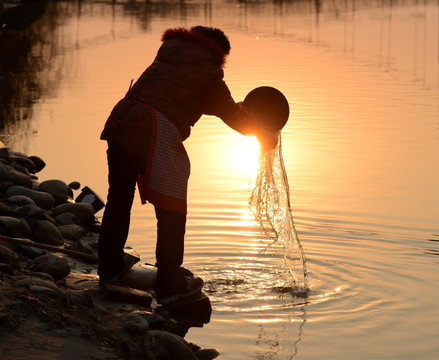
[98,141,186,290]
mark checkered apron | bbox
[137,109,190,214]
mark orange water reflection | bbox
[4,1,439,359]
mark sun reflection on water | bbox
[223,134,260,175]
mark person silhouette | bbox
[97,26,277,304]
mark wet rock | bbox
[0,262,14,275]
[28,254,70,280]
[119,264,157,291]
[0,215,27,238]
[101,283,153,307]
[11,162,30,176]
[64,273,99,290]
[121,340,145,359]
[10,154,36,173]
[14,243,46,259]
[68,181,81,190]
[0,180,13,192]
[75,237,97,256]
[12,204,54,223]
[0,147,216,360]
[39,180,69,205]
[53,203,95,226]
[0,243,20,269]
[87,220,101,234]
[165,292,212,325]
[54,212,81,226]
[6,185,55,210]
[57,224,86,240]
[18,217,32,237]
[76,233,98,247]
[18,277,65,299]
[0,202,11,215]
[113,312,149,335]
[32,220,64,246]
[0,156,9,165]
[137,311,165,329]
[29,285,65,299]
[28,155,46,172]
[194,348,220,360]
[27,271,55,282]
[18,277,56,289]
[6,195,36,207]
[31,180,40,191]
[146,330,198,360]
[0,163,32,188]
[85,232,99,245]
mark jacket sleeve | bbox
[201,70,259,136]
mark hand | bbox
[258,128,279,151]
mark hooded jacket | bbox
[101,27,256,155]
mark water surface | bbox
[2,0,438,358]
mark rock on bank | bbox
[0,145,218,360]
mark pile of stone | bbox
[0,145,218,360]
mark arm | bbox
[202,71,278,149]
[223,102,279,150]
[220,98,279,150]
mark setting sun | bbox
[226,135,260,175]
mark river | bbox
[1,0,438,358]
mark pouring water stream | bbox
[250,135,309,296]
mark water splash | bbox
[250,135,309,295]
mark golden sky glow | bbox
[8,1,438,359]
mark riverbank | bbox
[0,144,217,360]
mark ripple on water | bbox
[195,253,350,315]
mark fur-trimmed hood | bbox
[161,27,227,67]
